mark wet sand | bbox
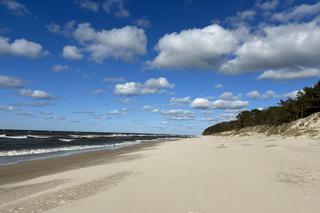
[0,142,158,185]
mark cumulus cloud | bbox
[272,1,320,22]
[147,24,238,70]
[221,19,320,74]
[148,6,320,79]
[257,67,320,80]
[19,89,53,99]
[219,92,239,100]
[76,0,99,12]
[211,100,249,110]
[190,97,248,110]
[246,90,276,99]
[114,77,174,96]
[0,74,23,89]
[0,0,29,16]
[190,98,213,109]
[74,23,146,62]
[62,45,83,60]
[102,0,130,18]
[0,36,48,58]
[284,90,299,99]
[53,23,146,62]
[52,64,69,72]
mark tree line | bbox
[203,80,320,135]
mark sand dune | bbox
[1,136,320,213]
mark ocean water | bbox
[0,129,188,165]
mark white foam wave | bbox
[59,138,75,142]
[27,135,52,139]
[0,135,28,139]
[0,141,142,157]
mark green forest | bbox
[203,80,320,135]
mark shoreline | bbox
[0,142,159,185]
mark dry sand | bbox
[0,136,320,213]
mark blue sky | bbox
[0,0,319,135]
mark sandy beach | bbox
[1,136,320,213]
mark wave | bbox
[0,141,142,157]
[27,135,52,139]
[0,134,28,139]
[58,138,75,142]
[68,133,156,138]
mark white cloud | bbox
[114,77,174,96]
[227,10,256,24]
[46,21,76,36]
[134,17,151,28]
[0,74,23,89]
[0,36,48,58]
[142,105,159,112]
[95,108,128,119]
[190,97,248,110]
[211,100,248,110]
[214,83,223,88]
[272,1,320,22]
[72,23,147,62]
[147,24,238,70]
[246,90,276,99]
[170,96,192,105]
[52,64,69,72]
[0,0,29,16]
[19,89,53,99]
[190,98,212,109]
[221,19,320,73]
[148,12,320,76]
[144,77,174,89]
[15,111,36,117]
[107,108,127,115]
[142,105,194,120]
[62,45,83,60]
[257,67,320,80]
[256,0,279,10]
[102,0,130,18]
[15,102,53,107]
[284,90,299,99]
[0,105,18,111]
[219,92,239,100]
[76,0,99,12]
[160,109,194,120]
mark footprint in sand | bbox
[265,144,277,148]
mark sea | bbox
[0,129,189,165]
